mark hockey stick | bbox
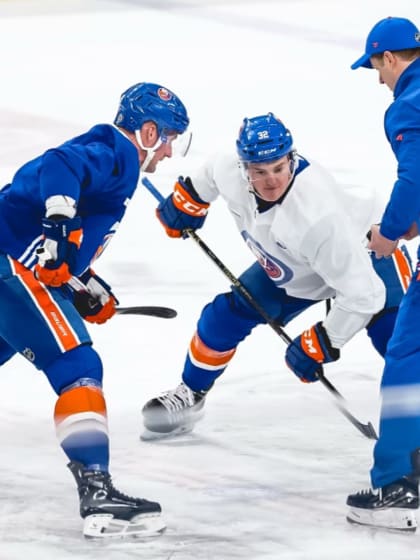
[35,246,178,319]
[142,176,378,440]
[67,276,177,319]
[115,306,177,318]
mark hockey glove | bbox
[35,216,83,287]
[72,269,119,324]
[285,322,340,383]
[156,176,209,238]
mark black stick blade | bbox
[116,306,177,318]
[363,421,379,440]
[337,402,378,440]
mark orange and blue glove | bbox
[285,322,340,382]
[156,177,209,238]
[72,269,118,324]
[35,216,83,287]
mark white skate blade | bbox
[83,513,166,539]
[347,506,417,532]
[140,423,195,441]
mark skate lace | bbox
[355,488,375,497]
[108,480,138,502]
[157,383,196,412]
[93,473,143,504]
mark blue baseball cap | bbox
[351,17,420,70]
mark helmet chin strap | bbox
[287,150,298,181]
[135,130,163,172]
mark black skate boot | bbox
[347,477,419,531]
[68,461,165,538]
[141,382,208,440]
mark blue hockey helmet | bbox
[236,113,293,163]
[114,82,189,135]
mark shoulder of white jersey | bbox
[295,154,336,182]
[275,159,371,250]
[294,157,378,214]
[191,151,243,202]
[302,156,380,235]
[209,151,240,172]
[291,157,339,206]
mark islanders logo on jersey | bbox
[241,231,293,286]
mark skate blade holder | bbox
[347,507,417,532]
[83,513,166,539]
[141,422,197,441]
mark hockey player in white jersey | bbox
[142,113,411,439]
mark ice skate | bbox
[346,477,418,532]
[141,382,207,440]
[68,461,165,538]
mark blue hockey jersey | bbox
[0,124,140,275]
[380,57,420,241]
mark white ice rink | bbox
[1,0,420,558]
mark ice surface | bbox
[0,0,419,558]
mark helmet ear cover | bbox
[114,82,189,136]
[236,112,294,164]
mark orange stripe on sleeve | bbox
[392,248,412,292]
[189,332,236,368]
[13,260,80,351]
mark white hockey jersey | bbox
[190,153,386,348]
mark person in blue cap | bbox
[347,17,420,531]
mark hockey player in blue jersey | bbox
[0,82,190,538]
[347,17,420,532]
[141,112,412,447]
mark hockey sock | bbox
[54,381,109,471]
[182,331,236,392]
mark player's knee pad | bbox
[197,292,261,350]
[366,308,398,357]
[44,344,103,395]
